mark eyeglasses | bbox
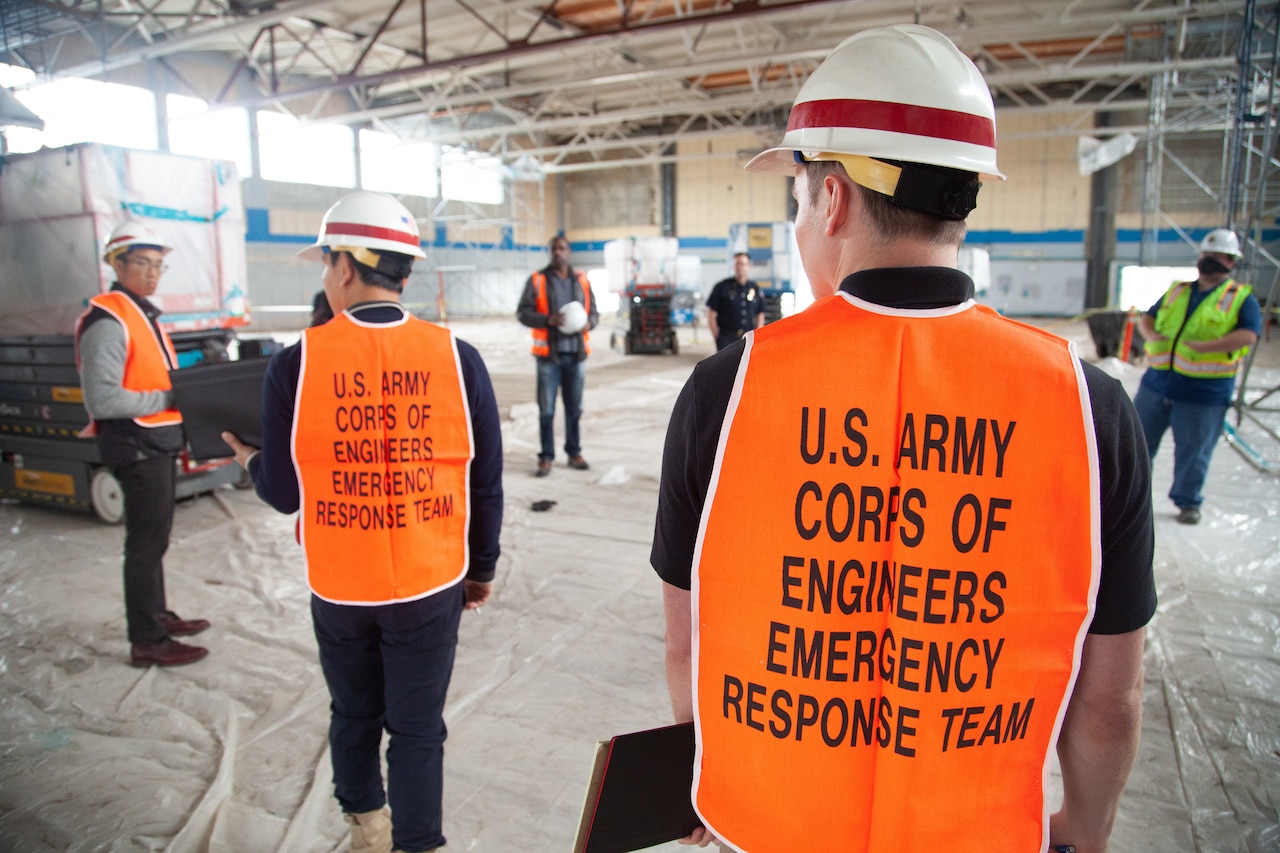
[125,257,169,274]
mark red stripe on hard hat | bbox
[787,99,995,148]
[324,222,419,247]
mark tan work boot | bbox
[344,807,392,853]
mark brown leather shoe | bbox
[156,611,210,637]
[131,638,209,667]
[568,455,590,470]
[536,458,552,477]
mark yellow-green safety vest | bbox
[1143,278,1253,379]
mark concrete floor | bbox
[0,315,1277,852]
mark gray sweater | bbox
[78,318,174,420]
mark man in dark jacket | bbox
[516,235,600,477]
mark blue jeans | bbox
[1133,386,1227,510]
[311,585,463,852]
[536,354,585,460]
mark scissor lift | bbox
[621,283,678,355]
[0,334,247,523]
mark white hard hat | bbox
[298,190,426,262]
[559,300,587,334]
[1199,229,1242,258]
[746,25,1004,181]
[103,221,173,263]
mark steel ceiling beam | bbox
[211,0,855,109]
[53,0,354,79]
[10,0,1253,174]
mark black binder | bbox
[168,358,269,460]
[573,722,701,853]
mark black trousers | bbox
[113,455,176,644]
[715,329,746,351]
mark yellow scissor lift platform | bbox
[0,335,245,523]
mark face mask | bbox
[1196,256,1232,276]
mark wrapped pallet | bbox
[0,142,247,337]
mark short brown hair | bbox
[803,161,967,248]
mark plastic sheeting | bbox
[0,318,1277,852]
[0,143,248,337]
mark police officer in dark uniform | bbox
[705,251,766,351]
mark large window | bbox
[0,66,156,153]
[359,129,437,198]
[257,110,355,188]
[167,94,252,176]
[0,63,33,88]
[440,148,504,205]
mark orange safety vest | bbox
[293,310,474,605]
[692,293,1100,853]
[530,270,592,357]
[78,291,183,430]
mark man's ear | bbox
[824,173,851,237]
[332,251,358,287]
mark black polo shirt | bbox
[651,267,1156,635]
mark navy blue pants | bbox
[311,585,463,852]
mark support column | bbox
[247,108,262,179]
[1084,112,1116,309]
[661,144,676,236]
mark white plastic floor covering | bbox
[0,317,1277,852]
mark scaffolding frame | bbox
[1138,0,1280,472]
[1228,1,1280,473]
[407,150,544,322]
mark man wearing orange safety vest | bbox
[516,235,599,477]
[76,221,211,668]
[223,191,503,853]
[1135,229,1261,526]
[651,25,1156,853]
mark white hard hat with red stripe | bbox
[747,24,1004,185]
[103,221,173,263]
[1199,228,1242,258]
[298,190,426,263]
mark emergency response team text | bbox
[717,406,1046,757]
[314,369,455,530]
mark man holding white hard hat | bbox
[516,234,599,477]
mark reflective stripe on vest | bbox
[692,293,1100,853]
[1143,279,1253,377]
[530,270,592,357]
[294,311,473,604]
[81,291,183,429]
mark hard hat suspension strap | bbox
[891,161,981,220]
[797,151,980,220]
